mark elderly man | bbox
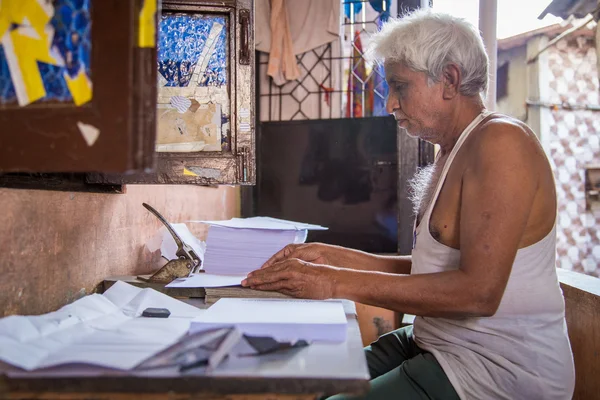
[242,9,575,400]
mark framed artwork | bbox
[0,0,158,173]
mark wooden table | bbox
[0,298,370,400]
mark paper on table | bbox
[0,281,202,371]
[166,273,247,288]
[145,223,206,262]
[104,280,203,318]
[190,298,348,343]
[189,216,328,231]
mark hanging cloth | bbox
[265,0,300,85]
[372,15,389,116]
[344,0,391,22]
[256,0,340,86]
[346,31,374,118]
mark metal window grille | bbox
[258,0,395,121]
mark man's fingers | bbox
[251,260,289,276]
[243,266,292,287]
[261,245,296,269]
[260,252,283,269]
[251,280,296,293]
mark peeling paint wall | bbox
[0,185,239,316]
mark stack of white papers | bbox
[0,281,203,371]
[167,217,327,288]
[202,226,303,275]
[193,217,328,231]
[190,298,347,343]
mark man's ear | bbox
[442,63,461,100]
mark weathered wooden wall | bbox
[0,185,239,316]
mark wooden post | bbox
[397,133,419,255]
[596,23,600,94]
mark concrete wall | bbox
[0,185,239,316]
[497,44,529,121]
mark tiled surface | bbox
[546,38,600,277]
[0,0,92,104]
[158,13,227,88]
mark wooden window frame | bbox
[88,0,256,186]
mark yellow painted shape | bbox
[0,12,10,39]
[183,167,199,177]
[1,1,92,107]
[0,0,53,38]
[138,0,157,48]
[64,69,92,106]
[0,0,57,106]
[10,26,58,105]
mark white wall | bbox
[497,45,529,121]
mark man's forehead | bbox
[384,61,413,81]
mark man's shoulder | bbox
[480,113,534,137]
[466,113,545,170]
[474,114,540,154]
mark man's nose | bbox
[386,95,399,115]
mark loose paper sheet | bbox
[0,281,202,371]
[166,273,247,288]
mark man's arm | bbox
[262,243,412,275]
[246,122,539,318]
[333,122,539,317]
[323,246,412,274]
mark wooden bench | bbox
[557,269,600,400]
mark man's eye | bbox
[395,84,405,93]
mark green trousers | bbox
[328,326,460,400]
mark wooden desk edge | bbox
[0,375,369,399]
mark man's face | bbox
[384,61,447,143]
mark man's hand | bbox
[242,259,339,299]
[261,243,333,269]
[262,242,412,275]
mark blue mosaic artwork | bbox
[158,13,228,87]
[0,47,16,102]
[0,0,92,105]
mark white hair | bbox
[368,9,489,97]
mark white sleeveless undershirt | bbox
[411,111,575,400]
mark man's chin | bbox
[402,128,436,144]
[403,128,418,138]
[400,126,420,139]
